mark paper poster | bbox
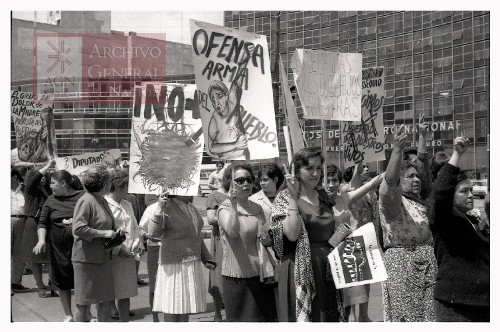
[54,149,122,176]
[342,67,386,168]
[11,91,57,163]
[290,49,362,121]
[327,223,387,289]
[189,20,279,160]
[129,83,203,196]
[11,148,20,165]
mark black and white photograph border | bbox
[2,0,497,331]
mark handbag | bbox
[95,195,127,250]
[103,231,127,249]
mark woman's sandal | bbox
[37,288,48,298]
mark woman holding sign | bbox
[147,194,214,322]
[326,163,384,322]
[379,122,437,322]
[270,147,343,322]
[24,160,54,298]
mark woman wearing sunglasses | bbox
[217,163,277,322]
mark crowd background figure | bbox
[11,115,489,322]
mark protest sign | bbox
[129,83,203,196]
[189,20,279,160]
[279,58,305,154]
[11,148,19,165]
[342,67,386,168]
[54,149,122,176]
[11,91,57,163]
[327,223,387,289]
[290,49,362,121]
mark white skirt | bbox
[153,259,207,314]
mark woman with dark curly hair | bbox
[34,169,84,321]
[71,164,122,322]
[270,147,344,322]
[250,163,284,222]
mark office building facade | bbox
[224,11,489,176]
[11,11,489,176]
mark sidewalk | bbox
[11,208,385,322]
[11,239,222,322]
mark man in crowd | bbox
[208,161,225,191]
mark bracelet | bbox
[288,208,298,211]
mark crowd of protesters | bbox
[11,118,489,322]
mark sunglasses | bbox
[234,176,255,185]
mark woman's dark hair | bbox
[222,162,255,192]
[430,151,451,181]
[71,176,84,190]
[81,164,110,193]
[109,168,129,192]
[457,169,470,184]
[26,169,52,193]
[400,160,419,177]
[291,147,324,179]
[403,147,418,161]
[50,170,82,191]
[11,168,23,183]
[216,160,225,167]
[221,166,232,193]
[258,163,284,190]
[327,163,343,182]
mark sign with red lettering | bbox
[189,20,279,160]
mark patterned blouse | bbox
[379,177,433,248]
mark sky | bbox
[111,11,223,44]
[12,10,224,44]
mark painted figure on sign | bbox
[18,107,56,162]
[206,46,255,160]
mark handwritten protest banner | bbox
[290,49,362,121]
[129,83,203,196]
[327,223,387,289]
[342,67,386,168]
[189,20,279,160]
[11,91,57,163]
[54,149,122,176]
